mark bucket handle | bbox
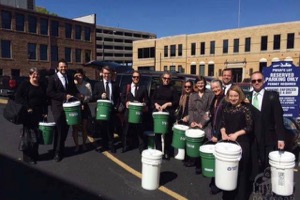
[65,96,80,103]
[216,139,241,148]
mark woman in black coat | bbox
[15,67,48,164]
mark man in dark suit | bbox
[121,71,149,153]
[221,68,234,95]
[46,59,81,162]
[250,71,285,170]
[93,66,120,153]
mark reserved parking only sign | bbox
[263,61,300,118]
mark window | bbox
[40,18,48,35]
[245,37,251,52]
[233,39,239,53]
[164,46,168,57]
[1,10,11,29]
[178,65,183,73]
[208,64,214,76]
[75,49,81,62]
[28,43,37,60]
[75,25,82,40]
[223,40,228,54]
[191,43,196,55]
[170,65,176,72]
[273,34,281,50]
[28,15,37,33]
[200,42,205,55]
[170,45,176,57]
[84,27,91,41]
[287,33,294,49]
[65,47,72,62]
[51,45,58,61]
[178,44,182,56]
[164,66,168,71]
[259,61,267,72]
[1,40,11,58]
[190,64,196,74]
[138,47,155,59]
[65,23,72,39]
[199,64,205,76]
[85,50,91,62]
[210,41,215,54]
[40,44,48,61]
[16,13,25,32]
[51,20,59,37]
[261,36,268,51]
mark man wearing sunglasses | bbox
[121,71,149,153]
[250,71,285,172]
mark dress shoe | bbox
[122,146,130,153]
[54,154,62,162]
[210,183,221,195]
[110,146,116,153]
[184,160,195,167]
[195,167,202,175]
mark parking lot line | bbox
[102,151,188,200]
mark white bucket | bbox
[174,148,185,160]
[214,142,242,191]
[269,151,295,196]
[141,149,163,190]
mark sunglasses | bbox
[251,79,263,84]
[184,86,192,88]
[163,77,171,80]
[132,76,140,79]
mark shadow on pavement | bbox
[0,153,109,200]
[160,171,177,185]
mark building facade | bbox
[96,25,156,66]
[133,21,300,82]
[0,4,96,78]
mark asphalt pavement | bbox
[0,100,299,200]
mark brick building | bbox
[133,21,300,82]
[0,4,96,78]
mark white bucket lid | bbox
[63,101,81,107]
[200,144,215,154]
[269,151,295,162]
[39,122,56,126]
[185,129,205,138]
[97,99,112,103]
[215,142,242,155]
[129,102,143,106]
[152,111,169,115]
[142,149,163,159]
[173,124,189,131]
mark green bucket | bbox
[199,144,215,177]
[185,129,205,157]
[39,122,55,145]
[171,124,189,149]
[128,102,144,124]
[63,101,81,125]
[96,100,112,120]
[152,112,169,134]
[144,131,155,149]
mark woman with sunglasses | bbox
[152,72,179,160]
[188,76,214,173]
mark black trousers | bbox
[53,111,69,156]
[96,113,116,149]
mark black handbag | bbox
[3,99,26,124]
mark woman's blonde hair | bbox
[225,85,246,104]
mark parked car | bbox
[0,75,18,98]
[236,82,252,92]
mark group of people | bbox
[15,61,286,200]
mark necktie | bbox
[63,75,68,89]
[134,84,138,97]
[106,81,110,100]
[253,93,259,110]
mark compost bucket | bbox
[128,102,144,123]
[185,129,205,157]
[96,100,112,120]
[152,112,169,134]
[63,101,81,125]
[39,122,55,144]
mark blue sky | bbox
[36,0,300,37]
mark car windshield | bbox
[283,117,298,130]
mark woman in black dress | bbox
[220,85,253,200]
[152,72,179,160]
[15,67,48,164]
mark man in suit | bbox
[47,59,81,162]
[121,71,149,153]
[250,71,285,170]
[93,66,120,153]
[222,68,234,95]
